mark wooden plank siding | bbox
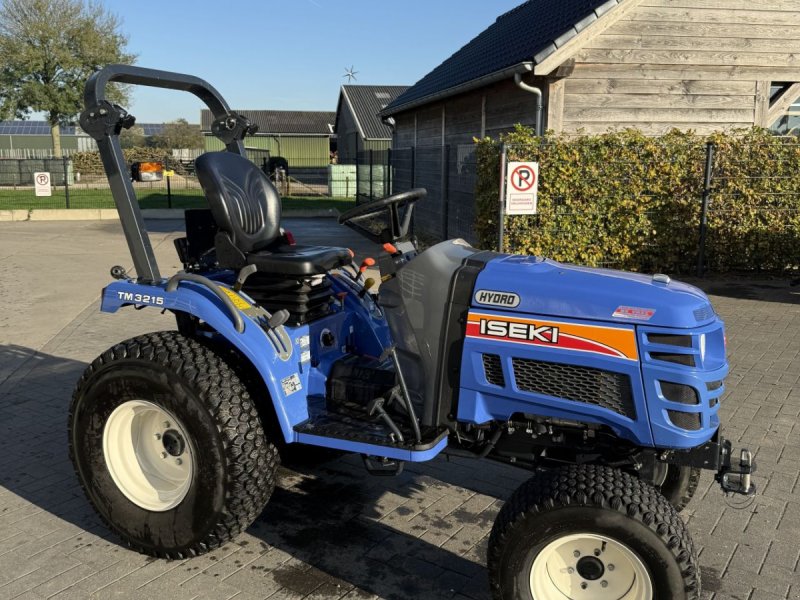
[558,0,800,135]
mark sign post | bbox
[34,172,52,197]
[505,161,539,215]
[498,150,539,253]
[497,144,507,252]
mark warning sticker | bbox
[219,287,251,310]
[281,373,303,396]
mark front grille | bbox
[651,352,696,367]
[693,305,715,322]
[660,381,699,405]
[668,410,702,431]
[647,333,693,348]
[482,354,505,387]
[512,358,636,419]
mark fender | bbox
[100,279,303,443]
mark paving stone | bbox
[1,221,798,599]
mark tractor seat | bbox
[195,152,351,276]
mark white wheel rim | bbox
[102,400,193,512]
[530,533,653,600]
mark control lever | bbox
[359,277,376,298]
[267,309,290,329]
[234,264,257,292]
[367,397,404,443]
[380,346,422,444]
[356,257,376,283]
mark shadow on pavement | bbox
[0,344,496,599]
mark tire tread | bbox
[68,331,278,559]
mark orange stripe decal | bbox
[466,312,638,361]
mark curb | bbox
[0,207,341,222]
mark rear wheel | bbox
[658,465,701,512]
[69,331,279,558]
[488,465,700,600]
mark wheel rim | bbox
[102,400,193,512]
[530,533,653,600]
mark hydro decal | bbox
[466,312,638,361]
[474,289,521,308]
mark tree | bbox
[0,0,134,156]
[149,119,204,150]
[119,124,146,148]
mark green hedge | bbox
[474,126,800,274]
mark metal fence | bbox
[389,145,479,243]
[0,152,368,211]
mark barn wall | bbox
[389,76,547,242]
[204,134,331,167]
[560,0,800,135]
[336,106,361,164]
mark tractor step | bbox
[294,396,444,451]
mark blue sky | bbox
[101,0,522,123]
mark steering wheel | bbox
[338,188,426,243]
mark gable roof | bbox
[200,109,335,136]
[335,85,409,140]
[383,0,626,116]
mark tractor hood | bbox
[472,255,715,329]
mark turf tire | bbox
[488,464,700,600]
[68,331,278,558]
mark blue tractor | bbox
[69,66,755,600]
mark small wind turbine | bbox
[343,66,358,83]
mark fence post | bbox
[63,155,70,209]
[498,144,507,252]
[697,141,715,277]
[386,147,392,195]
[441,145,450,240]
[411,146,416,188]
[369,149,374,201]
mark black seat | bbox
[195,152,351,276]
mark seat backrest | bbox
[195,152,281,253]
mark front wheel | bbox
[69,331,279,558]
[488,465,700,599]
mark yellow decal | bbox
[220,287,251,310]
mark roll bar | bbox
[79,65,255,283]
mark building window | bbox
[770,83,800,135]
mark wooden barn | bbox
[334,85,409,164]
[382,0,800,141]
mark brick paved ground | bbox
[0,220,798,599]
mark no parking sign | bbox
[505,162,538,215]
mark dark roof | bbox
[200,110,335,135]
[336,86,410,140]
[384,0,620,115]
[0,121,78,135]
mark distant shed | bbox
[334,85,409,163]
[201,109,335,167]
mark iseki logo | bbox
[479,318,559,343]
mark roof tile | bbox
[384,0,618,115]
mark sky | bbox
[99,0,523,123]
